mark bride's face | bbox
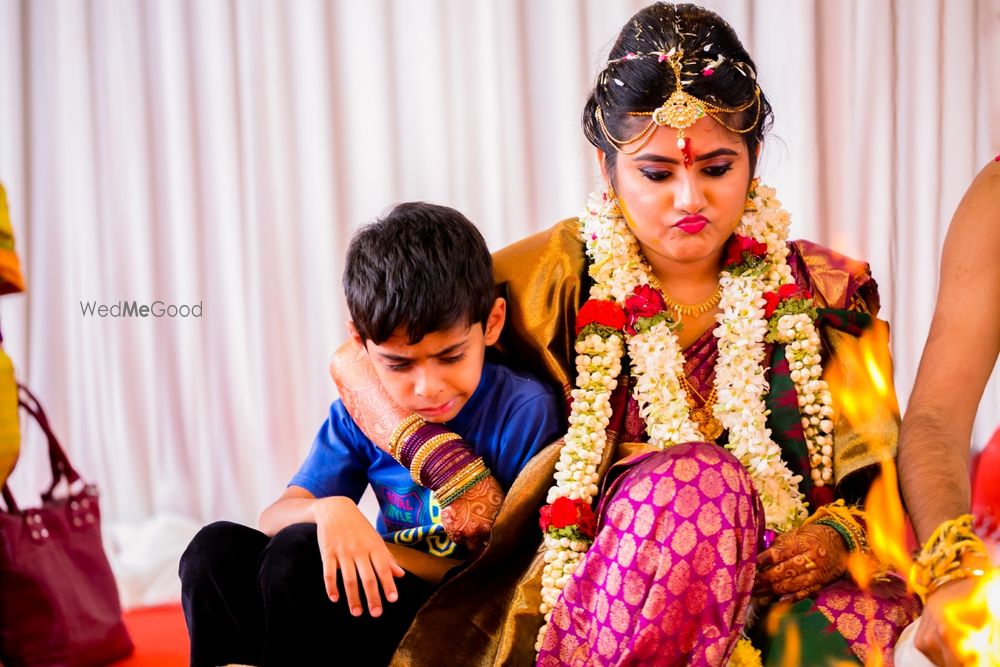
[604,117,752,269]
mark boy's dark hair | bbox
[344,202,495,345]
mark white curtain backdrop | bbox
[0,0,997,606]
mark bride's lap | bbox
[538,442,763,666]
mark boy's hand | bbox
[440,474,504,552]
[329,340,406,451]
[314,496,406,617]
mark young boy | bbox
[179,203,563,666]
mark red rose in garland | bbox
[576,502,597,539]
[575,299,626,336]
[624,284,667,334]
[762,291,780,318]
[778,283,808,300]
[723,234,768,268]
[539,496,597,539]
[549,496,578,529]
[762,283,813,319]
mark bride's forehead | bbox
[635,120,747,156]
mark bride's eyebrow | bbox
[633,148,740,164]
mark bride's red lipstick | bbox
[674,215,708,234]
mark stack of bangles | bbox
[804,499,870,553]
[910,514,991,602]
[388,414,492,509]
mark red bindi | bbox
[681,137,694,168]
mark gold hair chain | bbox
[596,48,761,151]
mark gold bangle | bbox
[437,467,491,508]
[436,457,486,489]
[408,433,462,484]
[910,514,989,602]
[926,565,989,597]
[395,419,425,459]
[388,414,425,459]
[440,463,489,500]
[434,458,488,498]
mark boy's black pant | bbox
[179,521,436,667]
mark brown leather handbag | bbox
[0,385,133,666]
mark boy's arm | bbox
[330,339,504,550]
[259,485,405,617]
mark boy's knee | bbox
[259,523,323,594]
[179,520,264,584]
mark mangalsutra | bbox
[680,374,723,441]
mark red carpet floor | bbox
[111,604,189,666]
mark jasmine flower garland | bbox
[535,184,834,652]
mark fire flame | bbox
[941,569,1000,666]
[827,318,999,663]
[763,602,800,667]
[850,458,910,667]
[825,319,897,427]
[863,622,886,667]
[864,458,914,579]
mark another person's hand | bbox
[314,496,406,617]
[440,474,504,552]
[754,523,847,601]
[329,339,406,450]
[915,576,982,667]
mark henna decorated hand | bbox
[440,474,504,553]
[754,523,848,602]
[329,339,407,452]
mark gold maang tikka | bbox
[595,47,761,154]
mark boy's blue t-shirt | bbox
[289,361,563,558]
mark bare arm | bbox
[898,161,1000,542]
[258,484,328,537]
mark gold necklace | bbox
[680,374,724,441]
[649,276,724,318]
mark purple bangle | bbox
[398,422,484,490]
[398,423,450,468]
[434,453,475,483]
[421,446,463,480]
[421,442,478,489]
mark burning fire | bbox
[941,569,1000,666]
[863,458,914,580]
[825,320,897,428]
[828,320,999,663]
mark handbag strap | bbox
[19,384,82,500]
[0,385,82,512]
[1,483,16,512]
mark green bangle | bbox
[816,517,856,552]
[436,469,491,508]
